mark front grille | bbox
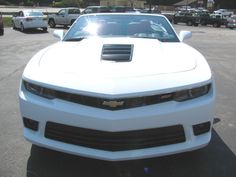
[45,122,186,151]
[56,91,173,110]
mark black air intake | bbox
[101,44,133,62]
[45,122,186,151]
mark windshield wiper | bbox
[64,37,86,42]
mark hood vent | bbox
[101,44,133,62]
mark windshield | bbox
[63,14,179,42]
[25,11,44,17]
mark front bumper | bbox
[227,23,236,28]
[19,83,215,161]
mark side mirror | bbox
[179,30,192,42]
[53,30,64,40]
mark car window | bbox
[98,7,111,13]
[91,8,98,13]
[175,12,183,16]
[68,9,80,14]
[64,14,179,42]
[25,11,43,17]
[19,11,24,17]
[83,8,92,14]
[58,9,66,15]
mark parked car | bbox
[0,12,4,35]
[175,6,191,11]
[199,13,227,27]
[82,6,139,14]
[173,11,200,26]
[82,6,111,14]
[19,13,215,161]
[214,9,234,17]
[226,15,236,29]
[139,8,161,14]
[109,6,138,13]
[12,10,48,32]
[48,8,80,28]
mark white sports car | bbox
[19,13,215,161]
[12,10,48,32]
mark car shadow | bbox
[49,26,70,30]
[23,29,48,34]
[13,28,48,34]
[26,124,236,177]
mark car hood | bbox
[38,38,197,78]
[23,37,211,97]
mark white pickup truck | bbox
[48,8,80,28]
[214,9,234,17]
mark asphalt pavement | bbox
[0,26,236,177]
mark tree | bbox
[214,0,236,9]
[61,0,83,6]
[150,0,182,6]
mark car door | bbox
[55,9,66,25]
[14,11,23,28]
[68,9,80,24]
[67,9,73,23]
[177,12,186,23]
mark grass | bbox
[3,17,12,27]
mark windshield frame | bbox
[63,13,180,43]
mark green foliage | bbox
[53,0,83,7]
[53,1,64,7]
[3,17,12,27]
[151,0,182,6]
[23,0,34,6]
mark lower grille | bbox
[45,122,186,151]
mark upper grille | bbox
[45,122,186,151]
[56,91,173,110]
[101,44,133,61]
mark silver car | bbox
[12,10,48,32]
[227,15,236,29]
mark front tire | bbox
[172,19,177,24]
[200,20,206,26]
[71,19,75,26]
[12,21,17,30]
[213,22,221,28]
[48,19,56,28]
[0,29,3,36]
[187,21,193,26]
[20,23,24,32]
[42,27,47,32]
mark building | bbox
[100,0,146,8]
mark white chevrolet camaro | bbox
[19,13,215,161]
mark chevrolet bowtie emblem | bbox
[102,100,124,108]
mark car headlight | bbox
[174,84,211,102]
[23,80,56,99]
